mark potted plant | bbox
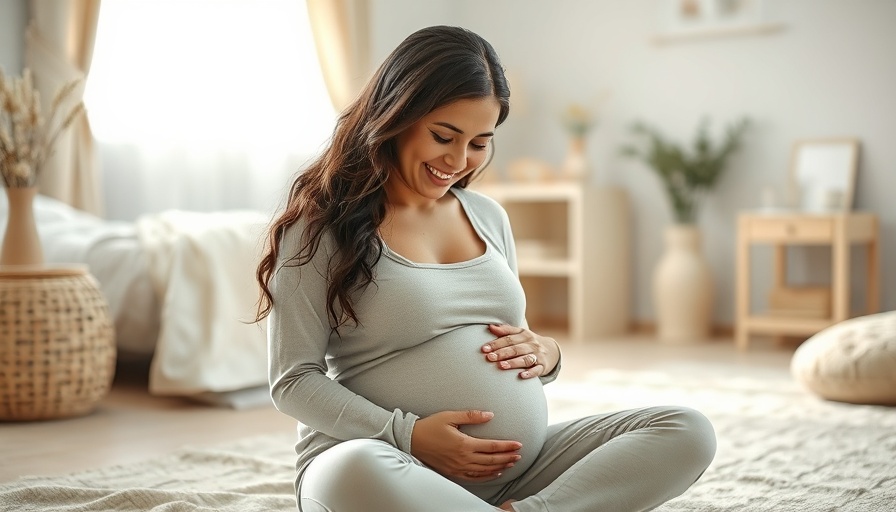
[0,67,84,266]
[621,118,749,223]
[621,117,749,343]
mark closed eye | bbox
[430,131,452,144]
[431,130,490,151]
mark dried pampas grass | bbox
[0,67,85,188]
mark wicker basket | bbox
[0,265,116,421]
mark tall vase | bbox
[1,187,44,267]
[653,224,713,343]
[562,136,588,181]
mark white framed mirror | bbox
[790,138,859,213]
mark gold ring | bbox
[529,354,538,367]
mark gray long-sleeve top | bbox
[268,186,559,494]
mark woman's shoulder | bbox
[278,216,337,264]
[451,186,512,243]
[451,186,507,220]
[280,217,308,250]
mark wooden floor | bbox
[0,335,797,483]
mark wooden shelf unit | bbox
[475,182,631,341]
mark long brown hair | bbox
[255,26,511,330]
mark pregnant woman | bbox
[256,25,716,512]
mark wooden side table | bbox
[735,212,880,350]
[0,265,116,421]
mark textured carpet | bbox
[546,369,896,511]
[1,369,894,511]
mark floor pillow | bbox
[791,310,896,405]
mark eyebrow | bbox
[433,122,494,138]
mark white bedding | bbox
[0,194,271,399]
[136,209,269,395]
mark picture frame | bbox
[789,138,860,213]
[654,0,784,44]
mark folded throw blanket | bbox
[136,210,270,396]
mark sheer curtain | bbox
[26,0,102,214]
[307,0,370,111]
[84,0,335,220]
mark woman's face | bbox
[388,97,501,205]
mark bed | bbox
[0,194,272,406]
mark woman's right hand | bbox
[410,410,522,482]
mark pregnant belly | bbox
[339,324,548,485]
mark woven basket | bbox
[0,266,116,421]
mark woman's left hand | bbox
[481,324,560,379]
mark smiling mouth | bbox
[425,163,457,180]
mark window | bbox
[85,0,335,217]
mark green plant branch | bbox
[620,117,750,224]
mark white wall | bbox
[370,0,896,326]
[0,0,27,73]
[3,0,893,326]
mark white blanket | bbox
[135,210,270,396]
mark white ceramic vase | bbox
[1,186,44,267]
[653,224,713,343]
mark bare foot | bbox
[498,499,517,511]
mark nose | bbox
[443,145,467,172]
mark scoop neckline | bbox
[380,188,492,269]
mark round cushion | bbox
[791,311,896,405]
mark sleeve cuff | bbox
[539,353,562,385]
[397,411,420,454]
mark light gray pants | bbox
[299,406,716,512]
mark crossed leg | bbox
[298,406,716,512]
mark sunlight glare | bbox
[85,0,335,153]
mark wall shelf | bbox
[653,22,786,45]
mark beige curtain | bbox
[306,0,370,112]
[25,0,102,215]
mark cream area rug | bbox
[1,369,894,511]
